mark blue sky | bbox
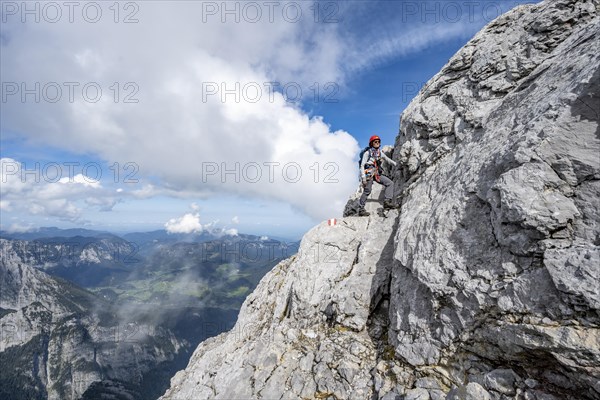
[0,0,537,239]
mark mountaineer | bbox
[357,135,397,217]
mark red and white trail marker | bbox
[327,218,337,226]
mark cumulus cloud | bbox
[6,222,36,233]
[58,173,101,188]
[0,158,113,222]
[165,213,202,234]
[0,3,353,222]
[224,228,238,237]
[232,216,240,224]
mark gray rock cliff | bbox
[161,1,599,399]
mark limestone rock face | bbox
[161,1,599,399]
[390,0,599,397]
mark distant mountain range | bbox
[0,245,187,400]
[0,226,297,243]
[0,227,299,289]
[0,227,299,399]
[0,227,117,240]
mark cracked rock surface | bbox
[392,0,599,398]
[161,1,599,399]
[162,184,401,399]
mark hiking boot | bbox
[358,209,370,217]
[383,200,396,210]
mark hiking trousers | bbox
[359,175,393,208]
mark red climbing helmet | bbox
[369,135,381,146]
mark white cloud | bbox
[0,158,116,222]
[232,216,240,224]
[29,199,82,221]
[0,200,11,211]
[1,11,361,220]
[58,173,101,188]
[165,213,202,234]
[224,228,238,236]
[6,222,35,233]
[202,220,219,232]
[130,184,158,199]
[85,196,119,211]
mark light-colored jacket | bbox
[360,147,397,180]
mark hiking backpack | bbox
[358,146,370,170]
